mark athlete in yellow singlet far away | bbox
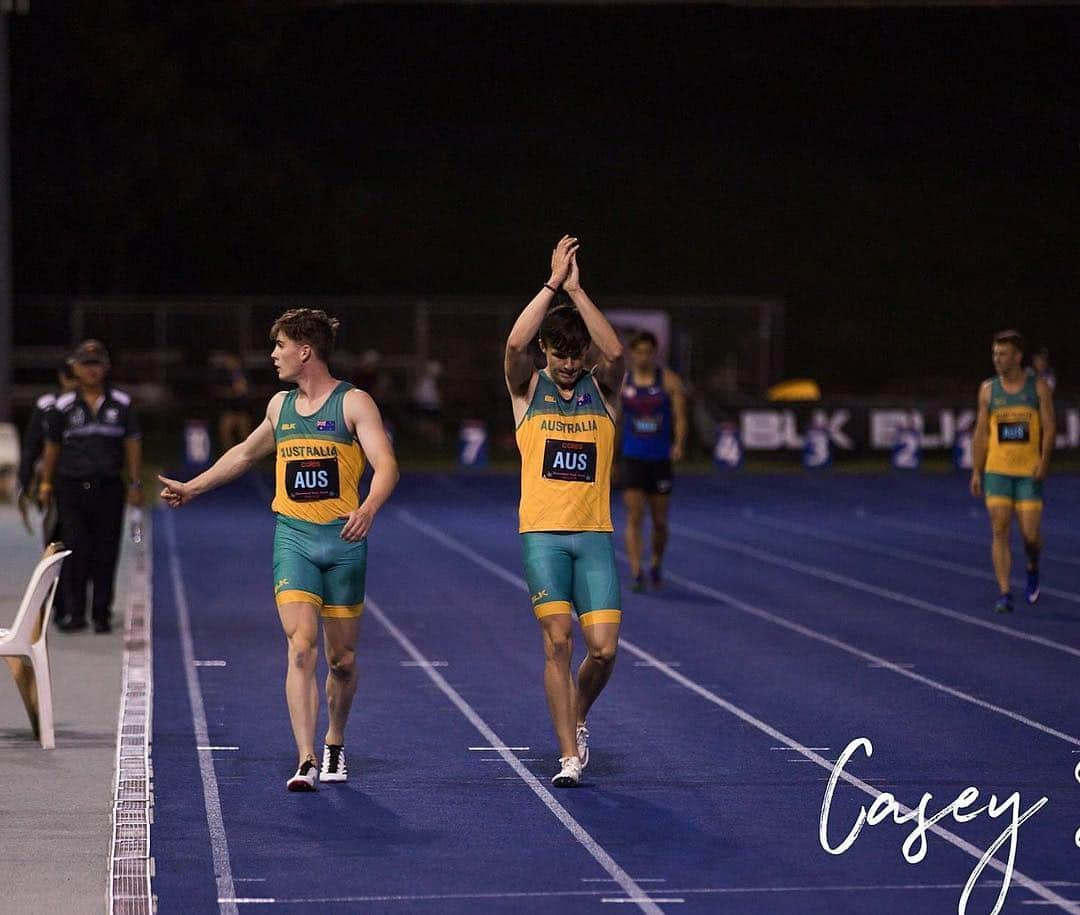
[159,309,398,790]
[970,329,1054,614]
[505,236,625,788]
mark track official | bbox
[39,340,144,633]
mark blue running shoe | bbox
[994,593,1014,614]
[1025,569,1040,605]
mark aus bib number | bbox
[997,421,1030,443]
[285,458,340,501]
[543,439,597,483]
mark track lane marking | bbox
[367,594,664,915]
[733,510,1080,604]
[866,514,1080,569]
[394,508,1080,915]
[669,522,1080,660]
[163,511,238,915]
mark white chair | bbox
[0,421,18,498]
[1,547,71,749]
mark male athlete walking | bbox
[160,309,398,789]
[505,236,625,787]
[970,330,1054,614]
[619,329,688,591]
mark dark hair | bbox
[993,329,1025,353]
[58,360,75,380]
[629,330,658,349]
[270,308,341,362]
[539,302,590,356]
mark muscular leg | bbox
[576,621,619,725]
[646,492,670,572]
[322,616,361,746]
[540,613,578,760]
[986,503,1014,594]
[278,601,321,765]
[1016,505,1043,570]
[623,489,646,579]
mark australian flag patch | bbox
[576,392,592,407]
[316,419,336,432]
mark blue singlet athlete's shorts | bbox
[273,515,367,618]
[521,531,621,627]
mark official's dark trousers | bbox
[56,476,125,625]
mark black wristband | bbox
[543,283,557,294]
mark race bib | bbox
[543,439,597,483]
[997,421,1030,444]
[631,414,661,436]
[285,458,340,501]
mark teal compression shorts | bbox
[273,514,367,618]
[521,531,621,626]
[983,472,1043,508]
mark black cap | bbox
[69,339,110,366]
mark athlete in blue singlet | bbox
[619,330,687,592]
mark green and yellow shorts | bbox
[273,514,367,618]
[521,531,621,627]
[984,471,1043,510]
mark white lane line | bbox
[401,660,449,667]
[163,511,238,915]
[469,746,530,751]
[194,660,228,667]
[395,510,1080,915]
[647,560,1080,748]
[868,514,1080,568]
[219,882,1080,905]
[616,638,1080,914]
[197,746,240,751]
[669,522,1080,660]
[603,899,683,905]
[634,660,682,668]
[366,595,664,915]
[738,512,1080,604]
[772,746,830,751]
[583,879,667,883]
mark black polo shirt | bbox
[45,387,141,480]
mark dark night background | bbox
[9,2,1080,394]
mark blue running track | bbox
[152,470,1080,914]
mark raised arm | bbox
[563,251,624,395]
[158,393,282,507]
[505,235,578,397]
[969,381,990,497]
[1034,377,1055,482]
[340,388,399,541]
